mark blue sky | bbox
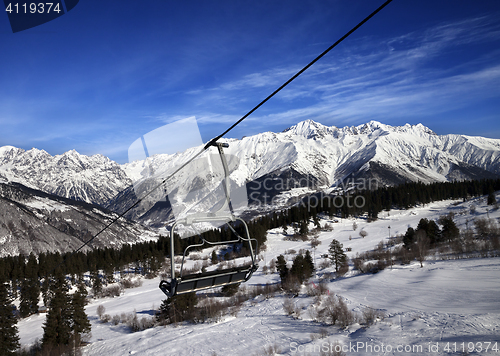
[1,0,500,163]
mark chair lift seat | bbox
[160,264,258,297]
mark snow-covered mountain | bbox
[122,119,500,189]
[0,182,156,257]
[239,119,500,186]
[0,146,131,206]
[2,120,500,226]
[108,120,500,225]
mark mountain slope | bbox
[276,120,500,184]
[0,182,156,257]
[2,120,500,224]
[112,120,500,224]
[17,193,500,355]
[0,147,131,206]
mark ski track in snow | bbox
[16,195,500,355]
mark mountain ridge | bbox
[0,181,156,257]
[109,120,500,225]
[0,146,132,206]
[1,120,500,223]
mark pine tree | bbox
[290,252,315,283]
[0,279,20,355]
[103,265,115,285]
[403,227,415,249]
[10,276,18,300]
[157,293,198,324]
[417,218,440,244]
[41,276,52,307]
[211,250,218,265]
[313,213,320,229]
[487,189,496,206]
[328,239,347,273]
[42,272,72,348]
[290,255,305,283]
[220,283,240,297]
[282,221,288,236]
[299,220,309,236]
[19,253,40,317]
[276,255,289,284]
[0,261,4,282]
[303,250,314,280]
[91,269,102,298]
[19,278,33,318]
[71,281,91,347]
[438,215,459,242]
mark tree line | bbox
[2,178,499,287]
[310,178,500,221]
[0,269,91,356]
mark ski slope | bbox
[17,194,500,355]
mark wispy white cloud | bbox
[218,67,298,91]
[232,63,500,131]
[195,113,241,125]
[6,12,499,161]
[150,114,197,125]
[185,14,500,134]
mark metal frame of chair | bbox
[159,143,258,298]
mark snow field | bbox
[17,194,500,355]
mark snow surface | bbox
[17,194,500,355]
[23,196,70,213]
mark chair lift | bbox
[159,142,258,298]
